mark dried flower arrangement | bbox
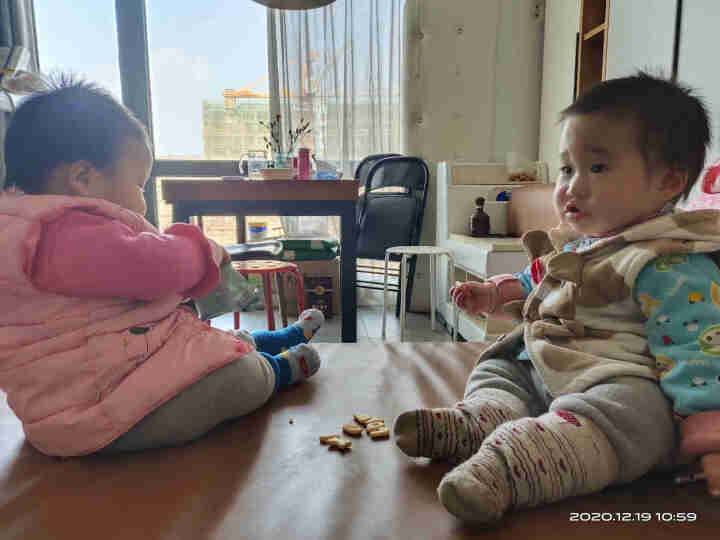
[259,114,312,157]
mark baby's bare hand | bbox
[450,281,496,315]
[221,248,231,265]
[701,453,720,497]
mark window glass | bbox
[34,0,122,101]
[146,0,269,160]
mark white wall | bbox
[403,0,544,311]
[677,0,720,162]
[605,0,676,80]
[539,0,718,207]
[538,0,579,182]
[539,0,677,181]
[675,0,720,205]
[493,0,545,163]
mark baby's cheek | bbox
[134,189,148,214]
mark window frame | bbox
[115,0,245,226]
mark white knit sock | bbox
[295,308,325,340]
[438,410,619,524]
[393,389,529,463]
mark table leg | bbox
[262,274,275,331]
[293,268,305,313]
[173,203,191,224]
[430,254,436,332]
[382,252,390,340]
[276,273,288,328]
[448,254,458,342]
[400,254,408,342]
[236,214,246,243]
[340,205,357,342]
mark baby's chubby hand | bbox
[208,238,231,266]
[450,281,497,316]
[678,411,720,497]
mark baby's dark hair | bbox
[4,73,149,194]
[559,71,710,201]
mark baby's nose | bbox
[567,175,590,197]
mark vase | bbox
[273,151,293,169]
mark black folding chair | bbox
[354,155,429,318]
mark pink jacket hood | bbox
[0,191,253,456]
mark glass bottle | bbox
[470,197,491,237]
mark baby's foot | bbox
[393,391,527,462]
[266,343,321,389]
[251,309,324,356]
[282,343,321,382]
[393,408,486,462]
[438,412,619,524]
[437,445,512,524]
[295,308,325,340]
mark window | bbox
[34,1,121,101]
[144,1,275,240]
[146,1,269,161]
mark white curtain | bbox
[267,0,404,239]
[0,0,39,188]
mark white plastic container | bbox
[248,221,268,242]
[484,201,509,235]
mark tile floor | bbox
[210,306,454,343]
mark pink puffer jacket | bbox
[0,192,253,456]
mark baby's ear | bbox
[45,161,92,196]
[659,167,688,199]
[61,161,93,195]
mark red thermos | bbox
[298,147,311,180]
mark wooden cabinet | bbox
[575,0,609,98]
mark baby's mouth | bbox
[564,203,585,219]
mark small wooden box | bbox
[304,276,334,318]
[281,258,340,318]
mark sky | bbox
[34,0,269,158]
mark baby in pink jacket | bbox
[0,74,323,457]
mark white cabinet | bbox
[436,161,541,341]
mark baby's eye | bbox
[590,164,607,173]
[559,166,573,177]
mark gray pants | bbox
[98,349,276,454]
[465,357,676,484]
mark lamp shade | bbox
[251,0,336,9]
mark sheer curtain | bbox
[0,0,39,188]
[267,0,404,239]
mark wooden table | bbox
[162,179,359,342]
[3,342,717,540]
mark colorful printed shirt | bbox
[513,237,720,416]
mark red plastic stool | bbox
[232,260,304,331]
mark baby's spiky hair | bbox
[4,72,149,193]
[560,71,711,201]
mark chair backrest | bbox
[354,153,403,186]
[356,156,430,260]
